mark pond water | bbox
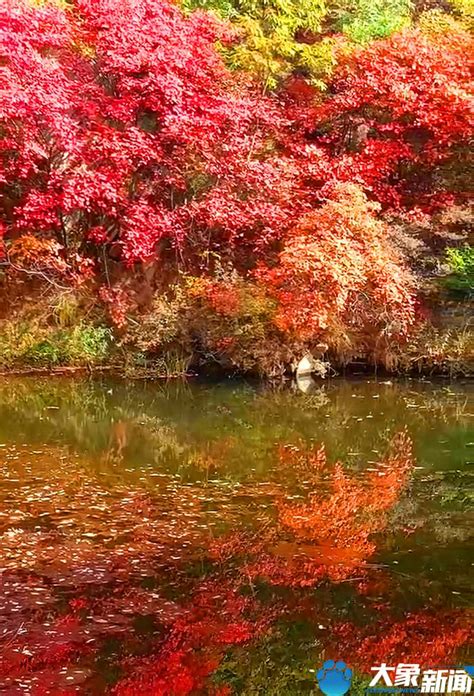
[0,376,472,695]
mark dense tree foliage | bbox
[0,0,295,269]
[257,184,416,357]
[314,26,473,210]
[0,0,472,372]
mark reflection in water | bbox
[105,421,129,466]
[0,377,472,694]
[242,432,414,585]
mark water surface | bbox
[0,376,472,694]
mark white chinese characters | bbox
[369,664,472,694]
[421,670,473,694]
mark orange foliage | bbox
[258,184,416,357]
[8,235,69,276]
[239,431,414,587]
[205,282,242,317]
[278,432,413,550]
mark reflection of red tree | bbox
[245,432,413,586]
[114,651,219,696]
[0,572,93,692]
[0,435,469,694]
[112,579,275,695]
[330,610,472,672]
[0,569,273,694]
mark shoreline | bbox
[0,363,471,380]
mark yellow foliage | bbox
[450,0,474,30]
[220,0,338,88]
[28,0,69,7]
[418,8,472,35]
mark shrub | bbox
[257,184,416,367]
[444,245,474,296]
[120,274,303,376]
[0,321,111,369]
[64,325,112,365]
[390,323,473,377]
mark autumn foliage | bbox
[0,0,472,371]
[258,184,416,356]
[315,27,474,210]
[0,0,295,269]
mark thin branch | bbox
[0,257,71,291]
